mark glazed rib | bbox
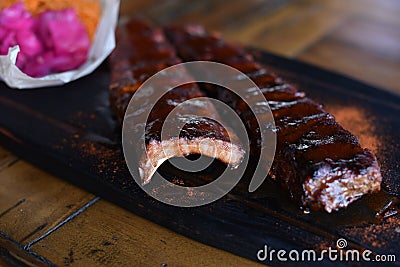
[109,19,245,185]
[165,25,382,212]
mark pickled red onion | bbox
[0,2,90,77]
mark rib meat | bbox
[165,24,382,212]
[109,19,245,185]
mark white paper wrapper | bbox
[0,0,120,89]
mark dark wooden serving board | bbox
[0,50,399,266]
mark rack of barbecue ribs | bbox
[164,24,382,213]
[109,19,245,185]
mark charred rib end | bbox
[303,158,382,213]
[139,137,245,185]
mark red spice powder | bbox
[326,105,380,153]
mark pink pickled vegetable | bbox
[0,2,34,30]
[0,27,7,40]
[0,32,17,55]
[16,30,43,57]
[0,2,90,77]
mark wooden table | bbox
[1,0,399,266]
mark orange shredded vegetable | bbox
[0,0,101,40]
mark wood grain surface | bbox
[1,0,399,266]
